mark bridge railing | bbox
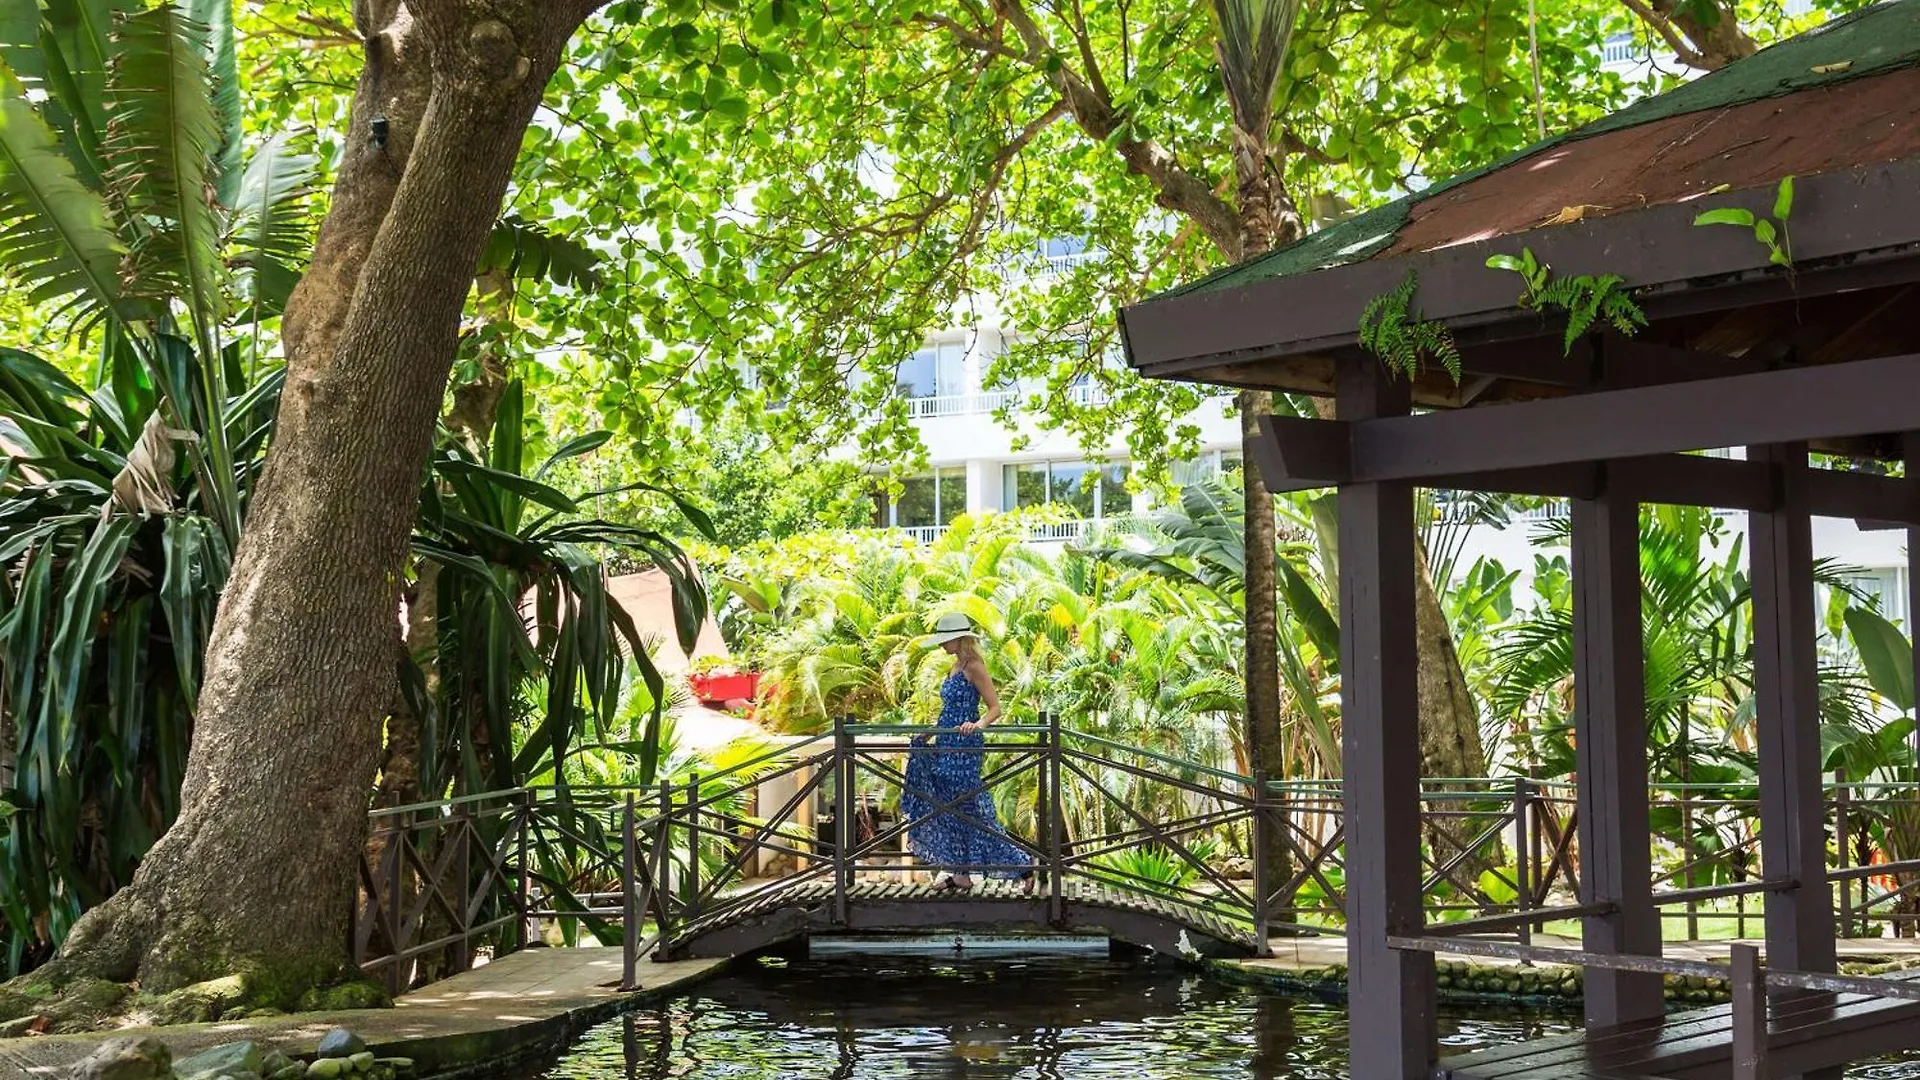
[354,736,1920,991]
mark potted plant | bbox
[688,655,760,704]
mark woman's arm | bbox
[959,659,1002,733]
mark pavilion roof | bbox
[1121,1,1920,410]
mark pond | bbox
[530,943,1571,1079]
[527,944,1920,1079]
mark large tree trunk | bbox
[34,0,600,999]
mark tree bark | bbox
[35,0,601,998]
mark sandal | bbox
[1019,873,1037,896]
[933,874,965,893]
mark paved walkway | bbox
[0,948,724,1078]
[1229,932,1920,977]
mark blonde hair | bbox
[950,635,984,668]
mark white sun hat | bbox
[924,612,980,646]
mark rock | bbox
[347,1052,376,1073]
[152,976,252,1025]
[268,1067,307,1080]
[315,1030,367,1059]
[175,1042,265,1080]
[69,1036,171,1080]
[259,1051,295,1077]
[306,1059,346,1080]
[374,1058,412,1077]
[297,982,388,1014]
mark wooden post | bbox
[1571,488,1664,1026]
[1047,710,1065,925]
[1252,770,1271,956]
[1512,777,1533,952]
[685,773,701,918]
[653,781,673,949]
[1749,442,1837,978]
[515,790,533,951]
[1731,943,1769,1080]
[835,716,853,923]
[1335,360,1434,1080]
[450,808,472,974]
[1835,770,1852,937]
[622,793,638,990]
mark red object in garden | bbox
[688,671,760,704]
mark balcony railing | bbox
[903,390,1020,418]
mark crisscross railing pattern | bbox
[354,732,1920,994]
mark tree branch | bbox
[982,0,1244,260]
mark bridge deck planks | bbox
[662,877,1258,959]
[1438,965,1920,1080]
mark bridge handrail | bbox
[1061,728,1254,788]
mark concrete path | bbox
[0,948,725,1079]
[1230,932,1920,977]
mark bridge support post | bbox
[834,716,853,924]
[1251,770,1271,956]
[622,793,638,990]
[1047,710,1065,924]
[686,772,702,920]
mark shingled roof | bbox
[1121,0,1920,412]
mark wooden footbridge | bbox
[352,717,1311,991]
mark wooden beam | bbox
[1570,486,1665,1028]
[1251,413,1920,520]
[1335,359,1434,1080]
[1351,353,1920,481]
[1246,413,1348,493]
[1748,443,1837,981]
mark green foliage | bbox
[409,380,713,798]
[1485,247,1646,354]
[1359,270,1463,382]
[1692,174,1795,268]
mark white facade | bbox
[875,306,1245,545]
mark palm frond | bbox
[0,67,122,314]
[104,5,223,342]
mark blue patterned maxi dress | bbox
[900,670,1033,879]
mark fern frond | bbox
[0,66,123,316]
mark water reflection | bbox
[537,953,1572,1080]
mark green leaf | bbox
[1845,606,1913,713]
[1773,174,1794,222]
[434,458,579,514]
[105,5,225,349]
[0,66,123,313]
[1692,207,1755,229]
[179,0,240,206]
[1752,218,1776,246]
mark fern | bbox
[1487,250,1647,355]
[1358,270,1462,383]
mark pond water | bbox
[528,947,1920,1079]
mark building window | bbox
[875,467,967,528]
[898,341,966,399]
[1002,459,1129,519]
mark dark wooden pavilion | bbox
[1121,4,1920,1077]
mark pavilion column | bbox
[1336,359,1434,1080]
[1749,442,1836,975]
[1570,483,1664,1027]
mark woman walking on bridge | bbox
[902,613,1036,894]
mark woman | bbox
[900,612,1036,893]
